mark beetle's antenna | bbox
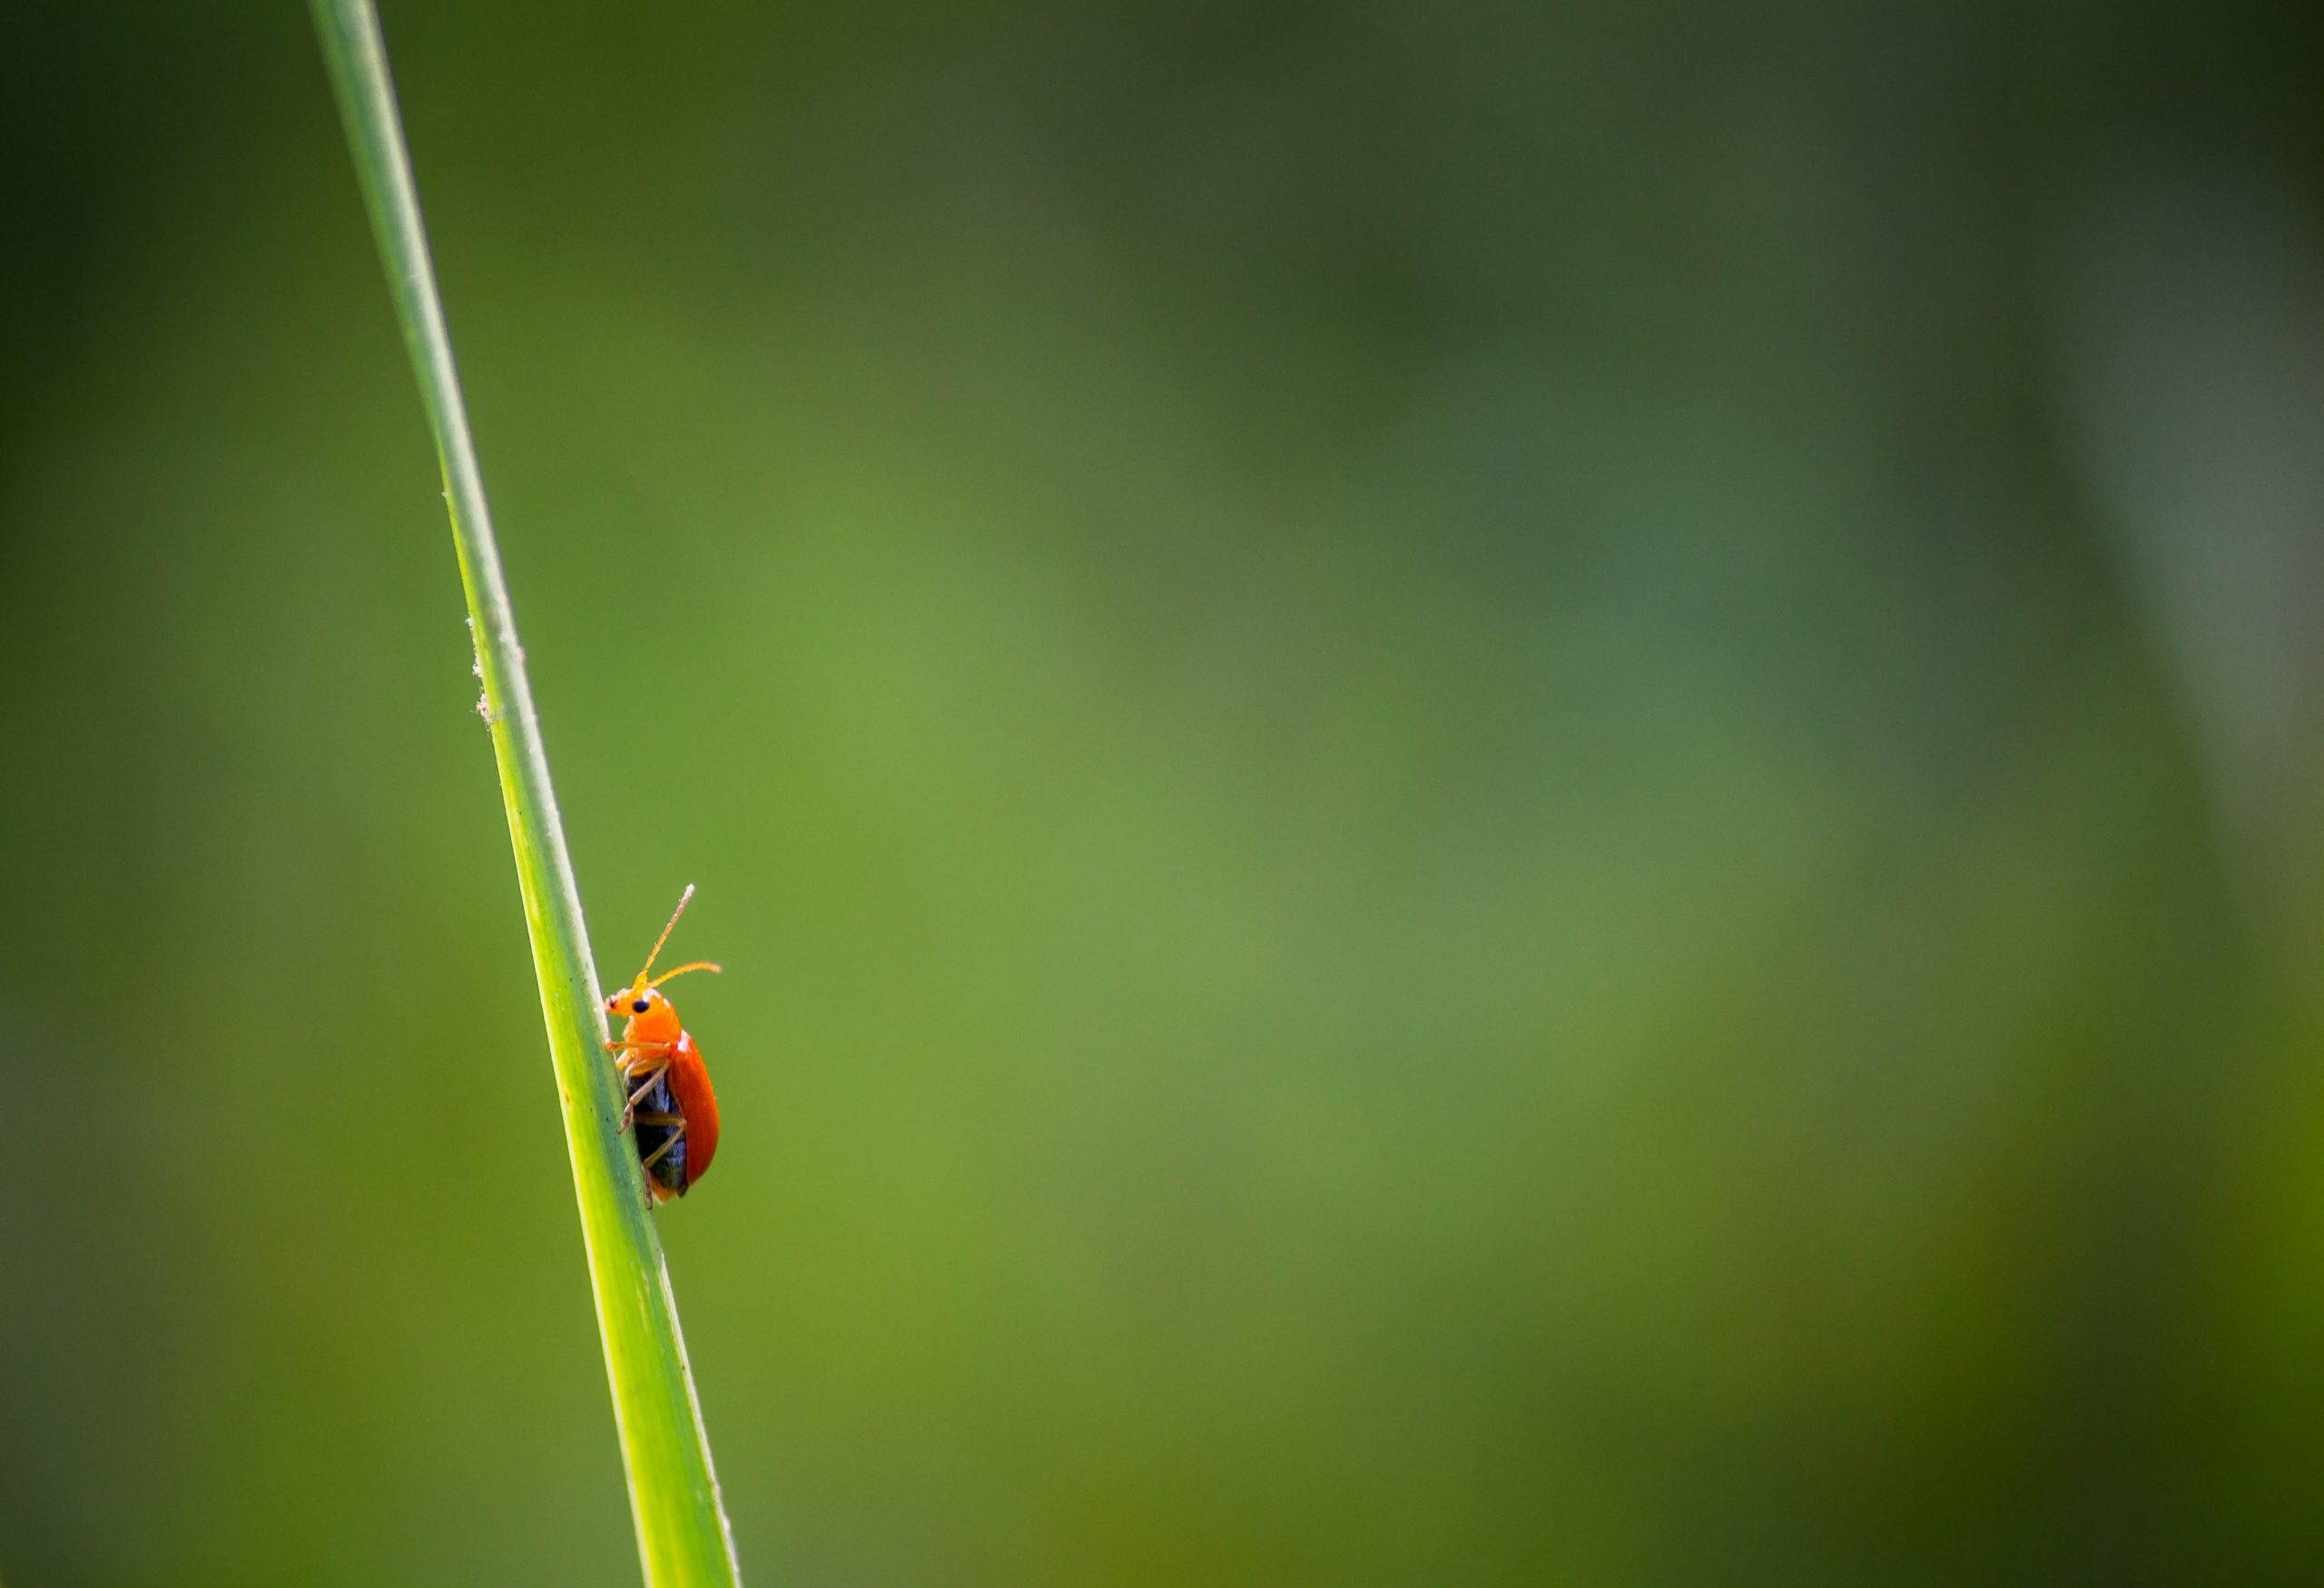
[633,884,697,990]
[651,961,723,988]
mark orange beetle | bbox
[605,884,723,1203]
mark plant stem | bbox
[308,5,741,1583]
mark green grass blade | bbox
[307,5,743,1583]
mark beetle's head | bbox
[608,983,669,1022]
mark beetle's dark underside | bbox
[630,1068,688,1196]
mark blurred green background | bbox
[7,1,2324,1583]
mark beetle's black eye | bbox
[633,998,651,1014]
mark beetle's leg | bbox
[607,1041,674,1129]
[615,1048,673,1079]
[617,1064,671,1131]
[636,1114,687,1175]
[612,1042,673,1080]
[619,1066,672,1129]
